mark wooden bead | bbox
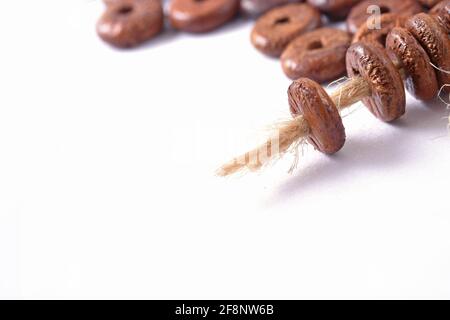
[281,28,351,82]
[240,0,300,17]
[352,13,407,46]
[288,78,346,154]
[169,0,239,33]
[97,0,163,48]
[418,0,442,7]
[103,0,121,5]
[346,0,422,34]
[346,42,406,122]
[251,3,322,57]
[406,13,450,93]
[386,27,439,100]
[430,0,450,34]
[307,0,362,20]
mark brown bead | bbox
[406,13,450,93]
[251,3,322,57]
[288,78,346,154]
[307,0,362,20]
[346,0,422,34]
[352,13,407,46]
[240,0,301,17]
[281,28,351,82]
[386,27,439,100]
[430,0,450,34]
[97,0,163,48]
[417,0,442,7]
[169,0,240,33]
[346,42,405,122]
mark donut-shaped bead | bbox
[346,42,406,122]
[97,0,164,48]
[386,27,439,100]
[406,13,450,93]
[288,78,346,154]
[353,13,407,46]
[306,0,362,20]
[281,28,351,82]
[251,3,322,57]
[240,0,300,17]
[169,0,240,33]
[346,0,422,34]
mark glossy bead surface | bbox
[386,27,439,100]
[406,13,450,93]
[97,0,164,48]
[251,3,322,57]
[281,28,351,82]
[169,0,240,33]
[289,78,346,154]
[346,42,406,122]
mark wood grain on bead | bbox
[288,78,346,154]
[406,13,450,93]
[346,0,422,34]
[353,13,407,45]
[97,0,164,48]
[346,42,406,122]
[386,27,439,100]
[169,0,240,33]
[281,28,351,82]
[307,0,362,20]
[430,0,450,34]
[251,3,322,57]
[240,0,301,17]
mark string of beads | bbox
[218,11,450,176]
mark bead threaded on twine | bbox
[216,77,371,177]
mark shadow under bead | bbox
[97,0,164,48]
[251,3,322,57]
[281,28,352,82]
[169,0,240,33]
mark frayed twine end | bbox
[216,116,310,177]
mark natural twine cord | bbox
[217,59,450,177]
[217,77,371,177]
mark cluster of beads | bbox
[250,0,449,83]
[295,11,449,152]
[219,9,450,176]
[93,1,449,176]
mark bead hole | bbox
[378,34,388,46]
[380,6,390,14]
[274,17,290,25]
[308,41,323,50]
[118,5,133,15]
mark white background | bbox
[1,0,450,299]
